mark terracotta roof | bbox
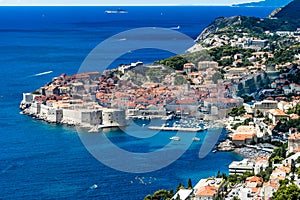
[268,109,288,116]
[232,133,255,141]
[196,186,217,197]
[289,132,300,140]
[255,157,269,163]
[290,114,300,120]
[293,147,300,152]
[246,176,263,186]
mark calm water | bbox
[0,6,274,199]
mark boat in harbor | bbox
[105,9,128,14]
[169,136,181,141]
[192,137,201,141]
[161,114,174,121]
[212,149,217,153]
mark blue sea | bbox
[0,6,275,199]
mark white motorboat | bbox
[169,136,180,141]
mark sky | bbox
[0,0,263,6]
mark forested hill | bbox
[274,0,300,20]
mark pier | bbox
[148,126,203,132]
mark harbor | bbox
[149,126,204,132]
[148,117,208,132]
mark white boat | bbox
[161,114,174,121]
[170,25,180,30]
[212,150,217,153]
[105,9,128,14]
[90,184,98,189]
[192,137,201,141]
[170,136,180,141]
[88,126,99,133]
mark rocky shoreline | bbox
[234,147,271,159]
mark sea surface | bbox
[0,6,275,199]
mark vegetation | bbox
[207,45,255,64]
[187,178,192,189]
[228,106,246,117]
[272,183,300,200]
[156,55,188,70]
[269,143,288,162]
[228,171,254,185]
[231,118,253,130]
[145,178,193,200]
[144,189,174,200]
[274,118,300,133]
[174,75,187,85]
[287,104,300,115]
[257,166,273,182]
[211,72,224,84]
[241,94,254,103]
[32,90,41,95]
[287,68,300,84]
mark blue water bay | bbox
[0,6,275,199]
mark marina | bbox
[149,118,207,132]
[149,126,203,132]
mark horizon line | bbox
[0,3,240,7]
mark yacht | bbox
[192,137,201,141]
[169,136,181,141]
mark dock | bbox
[148,126,203,132]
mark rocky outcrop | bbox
[195,16,241,43]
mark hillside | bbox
[234,0,292,7]
[196,0,300,43]
[274,0,300,20]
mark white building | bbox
[192,177,225,200]
[171,189,193,200]
[229,159,255,175]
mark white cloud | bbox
[0,0,264,6]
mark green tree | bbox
[176,183,184,192]
[222,173,228,181]
[174,75,187,85]
[272,184,300,200]
[144,194,152,200]
[228,106,246,117]
[153,189,172,200]
[187,178,192,189]
[216,171,221,178]
[211,72,223,84]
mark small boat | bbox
[161,114,174,121]
[170,25,181,30]
[212,150,217,153]
[105,9,128,14]
[193,137,201,141]
[90,184,98,189]
[88,126,99,133]
[170,136,180,141]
